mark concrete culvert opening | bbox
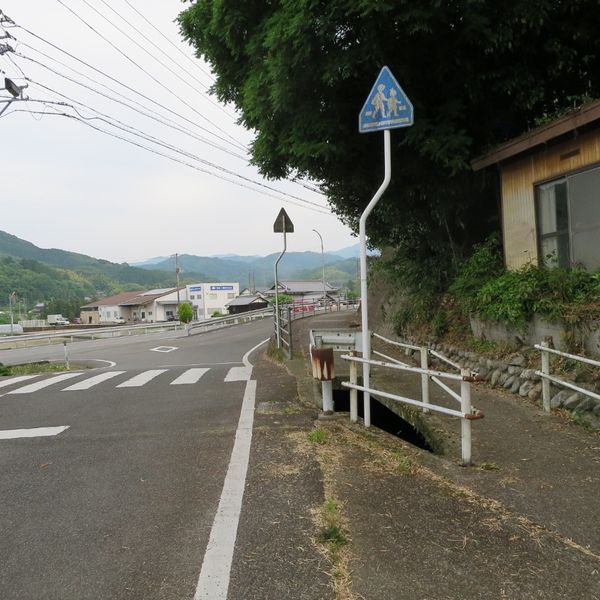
[332,386,434,453]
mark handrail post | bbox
[287,306,293,359]
[541,341,551,412]
[460,369,472,466]
[350,351,358,423]
[420,346,430,413]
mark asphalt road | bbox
[0,319,273,600]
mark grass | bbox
[316,498,348,565]
[394,451,415,474]
[307,427,327,444]
[0,362,68,376]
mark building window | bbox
[209,293,218,300]
[536,178,569,268]
[227,293,235,299]
[536,166,600,270]
[190,295,195,300]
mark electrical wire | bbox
[90,0,237,123]
[121,0,214,81]
[0,105,332,216]
[9,25,247,154]
[15,50,245,155]
[19,83,328,210]
[56,0,244,150]
[2,12,327,205]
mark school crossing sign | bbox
[358,66,413,133]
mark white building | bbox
[186,283,240,320]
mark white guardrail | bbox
[535,341,600,412]
[0,308,274,349]
[187,308,273,335]
[341,333,484,466]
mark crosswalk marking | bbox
[0,426,69,440]
[116,369,168,388]
[0,375,39,389]
[170,368,209,385]
[8,372,82,395]
[224,366,252,382]
[62,371,126,391]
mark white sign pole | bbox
[359,129,391,428]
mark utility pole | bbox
[173,253,181,306]
[8,291,16,335]
[312,229,326,303]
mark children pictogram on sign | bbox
[358,66,413,133]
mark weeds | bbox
[307,428,327,444]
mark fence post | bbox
[420,346,430,413]
[460,369,472,466]
[63,341,70,370]
[541,341,551,412]
[350,351,358,422]
[287,306,293,359]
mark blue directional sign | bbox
[359,66,413,133]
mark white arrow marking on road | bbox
[0,426,69,440]
[116,369,168,388]
[170,368,210,385]
[62,371,126,391]
[8,372,82,395]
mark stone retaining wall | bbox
[396,339,600,417]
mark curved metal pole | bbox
[274,223,287,348]
[359,129,391,427]
[312,229,326,302]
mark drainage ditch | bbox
[332,386,435,453]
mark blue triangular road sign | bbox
[358,66,413,133]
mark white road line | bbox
[194,337,269,600]
[194,379,257,600]
[150,346,178,353]
[0,375,40,389]
[116,369,168,388]
[0,426,69,440]
[170,368,210,385]
[224,366,252,382]
[242,337,270,368]
[87,359,117,368]
[62,371,126,391]
[8,372,82,395]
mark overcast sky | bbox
[0,1,358,263]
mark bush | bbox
[177,302,193,323]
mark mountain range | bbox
[0,230,365,305]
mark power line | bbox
[1,12,327,204]
[90,0,238,123]
[121,0,214,81]
[55,0,244,151]
[14,49,245,155]
[19,83,328,210]
[8,24,246,154]
[1,105,332,216]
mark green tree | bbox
[179,2,600,283]
[178,302,193,323]
[268,294,294,306]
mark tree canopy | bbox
[179,1,600,284]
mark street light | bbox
[312,229,326,303]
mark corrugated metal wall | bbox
[501,130,600,270]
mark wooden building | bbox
[472,100,600,271]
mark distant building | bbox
[80,291,141,325]
[80,288,184,324]
[186,283,240,320]
[264,280,339,304]
[118,288,184,322]
[225,295,269,315]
